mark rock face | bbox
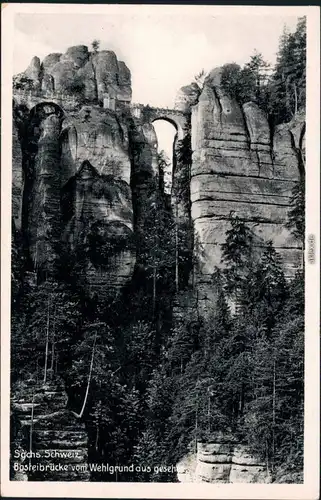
[190,67,305,309]
[12,119,23,230]
[13,47,137,296]
[12,51,305,302]
[175,82,201,112]
[27,104,64,269]
[15,46,132,106]
[177,438,272,483]
[11,378,90,481]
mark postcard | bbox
[1,3,320,499]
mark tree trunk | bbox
[195,400,198,454]
[43,296,50,384]
[266,437,269,474]
[272,358,276,472]
[73,329,98,419]
[293,83,298,115]
[34,241,38,270]
[55,352,58,375]
[192,263,195,291]
[29,388,35,468]
[95,397,102,452]
[50,305,56,373]
[152,266,157,316]
[95,418,100,452]
[36,357,39,385]
[175,203,179,293]
[239,384,243,413]
[285,76,292,118]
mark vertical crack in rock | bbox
[240,104,252,151]
[255,148,262,176]
[298,121,306,176]
[268,117,275,172]
[289,129,305,182]
[211,86,223,127]
[91,56,99,102]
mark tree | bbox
[194,69,206,89]
[268,18,306,124]
[157,150,171,194]
[166,309,200,375]
[244,50,271,104]
[13,76,34,91]
[286,179,305,244]
[221,212,255,311]
[221,63,256,104]
[125,320,157,391]
[220,54,271,109]
[91,40,100,53]
[252,241,288,334]
[23,279,82,385]
[140,155,176,315]
[174,123,193,290]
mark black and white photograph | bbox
[1,3,320,498]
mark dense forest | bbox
[11,17,305,483]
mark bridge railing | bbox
[130,102,186,115]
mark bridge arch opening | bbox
[152,118,177,195]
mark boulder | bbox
[175,82,201,112]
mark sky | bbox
[13,7,300,187]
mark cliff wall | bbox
[181,68,305,310]
[13,48,305,297]
[13,47,143,296]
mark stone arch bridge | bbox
[130,103,189,140]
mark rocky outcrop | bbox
[190,67,305,310]
[14,46,132,107]
[13,46,138,295]
[24,56,42,88]
[11,378,90,481]
[175,82,201,112]
[60,105,131,184]
[177,438,271,483]
[13,50,305,300]
[12,120,23,230]
[24,103,64,270]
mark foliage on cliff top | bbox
[220,17,306,125]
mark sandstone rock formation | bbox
[13,47,137,296]
[175,82,201,112]
[11,378,90,481]
[190,68,305,310]
[177,438,272,483]
[12,120,23,230]
[13,50,306,306]
[14,46,132,106]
